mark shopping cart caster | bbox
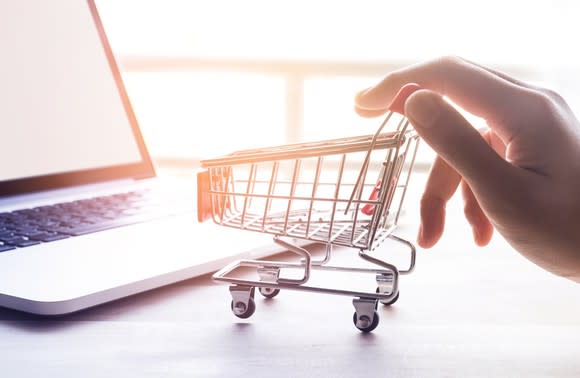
[375,272,398,305]
[229,285,256,319]
[376,288,399,306]
[257,266,281,299]
[231,298,255,319]
[353,297,380,333]
[353,311,379,333]
[259,287,280,299]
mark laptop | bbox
[0,0,284,315]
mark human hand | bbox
[355,56,580,282]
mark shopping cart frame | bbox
[198,84,422,332]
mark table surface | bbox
[1,173,579,378]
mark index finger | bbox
[355,56,532,140]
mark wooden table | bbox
[1,174,579,377]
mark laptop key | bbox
[11,226,39,235]
[27,233,70,242]
[0,236,41,248]
[13,240,42,247]
[0,243,16,252]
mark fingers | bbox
[419,128,503,248]
[405,89,518,206]
[355,106,389,118]
[418,156,461,248]
[460,57,536,89]
[354,89,388,117]
[461,180,494,246]
[461,57,569,107]
[419,158,495,248]
[355,56,531,140]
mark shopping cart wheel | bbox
[353,311,380,333]
[229,285,256,319]
[376,288,400,306]
[352,297,380,332]
[231,297,256,319]
[259,287,280,299]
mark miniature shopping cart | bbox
[197,84,421,332]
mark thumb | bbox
[404,89,516,199]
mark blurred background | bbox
[95,0,580,171]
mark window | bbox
[95,0,580,168]
[122,71,286,159]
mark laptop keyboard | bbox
[0,189,188,252]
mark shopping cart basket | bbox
[197,84,421,332]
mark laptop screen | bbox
[0,0,154,196]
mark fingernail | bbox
[405,91,441,129]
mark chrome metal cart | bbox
[197,84,421,332]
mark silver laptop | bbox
[0,0,282,315]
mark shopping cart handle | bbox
[388,83,422,115]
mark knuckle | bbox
[539,87,567,106]
[383,69,407,89]
[434,55,468,93]
[524,89,557,115]
[463,201,479,221]
[420,193,445,211]
[382,71,400,86]
[436,55,466,71]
